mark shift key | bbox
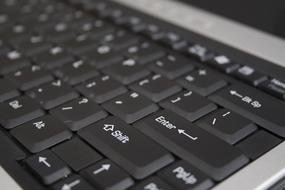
[135,110,248,181]
[78,116,174,179]
[210,84,285,137]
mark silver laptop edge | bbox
[111,0,285,190]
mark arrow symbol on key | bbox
[39,157,51,168]
[93,164,111,175]
[178,129,198,141]
[61,179,81,190]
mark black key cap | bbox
[158,32,187,50]
[0,51,30,74]
[185,44,214,62]
[33,46,75,69]
[160,90,217,121]
[76,75,127,103]
[27,80,79,109]
[103,58,150,85]
[79,117,174,179]
[135,110,249,180]
[178,68,227,96]
[53,175,94,190]
[50,97,107,131]
[130,74,182,102]
[149,54,194,79]
[131,176,174,190]
[103,92,159,123]
[82,44,123,69]
[82,159,134,190]
[0,78,19,102]
[6,65,53,91]
[125,42,165,64]
[259,78,285,99]
[207,55,239,73]
[11,115,72,153]
[158,161,213,190]
[52,138,102,171]
[210,84,285,137]
[55,60,99,85]
[232,66,267,86]
[196,109,257,144]
[0,96,44,129]
[236,130,281,160]
[25,150,71,185]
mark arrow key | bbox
[25,150,71,185]
[53,175,94,190]
[81,159,134,190]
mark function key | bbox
[0,96,44,129]
[160,90,217,122]
[140,24,164,40]
[178,68,228,96]
[130,74,182,102]
[196,109,257,144]
[149,54,194,79]
[79,117,174,179]
[232,66,267,86]
[11,115,72,153]
[185,44,214,62]
[236,130,281,160]
[53,175,94,190]
[52,138,102,172]
[50,97,107,131]
[158,161,213,190]
[25,150,71,185]
[207,55,240,73]
[103,92,158,123]
[259,78,285,99]
[82,159,134,190]
[158,32,187,50]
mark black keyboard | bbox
[0,0,285,189]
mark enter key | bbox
[135,110,249,181]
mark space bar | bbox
[210,83,285,137]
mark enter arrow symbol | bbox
[93,164,111,175]
[39,157,51,168]
[178,129,198,141]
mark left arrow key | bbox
[25,150,71,185]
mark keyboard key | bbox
[50,97,107,131]
[236,130,281,160]
[232,66,267,86]
[131,176,174,190]
[27,80,79,109]
[125,42,165,64]
[0,51,30,74]
[82,44,124,69]
[135,110,248,180]
[158,161,213,190]
[11,115,72,153]
[81,159,134,190]
[53,175,94,190]
[55,60,99,85]
[33,46,75,69]
[130,74,182,102]
[210,84,285,137]
[52,138,102,171]
[259,78,285,99]
[158,32,187,50]
[160,90,217,122]
[149,54,194,79]
[196,109,257,144]
[6,65,53,91]
[103,92,159,123]
[0,96,44,129]
[178,68,227,96]
[185,44,214,62]
[0,79,19,102]
[103,58,150,85]
[76,75,127,103]
[25,150,71,185]
[79,117,174,179]
[207,55,239,73]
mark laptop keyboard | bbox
[0,0,284,189]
